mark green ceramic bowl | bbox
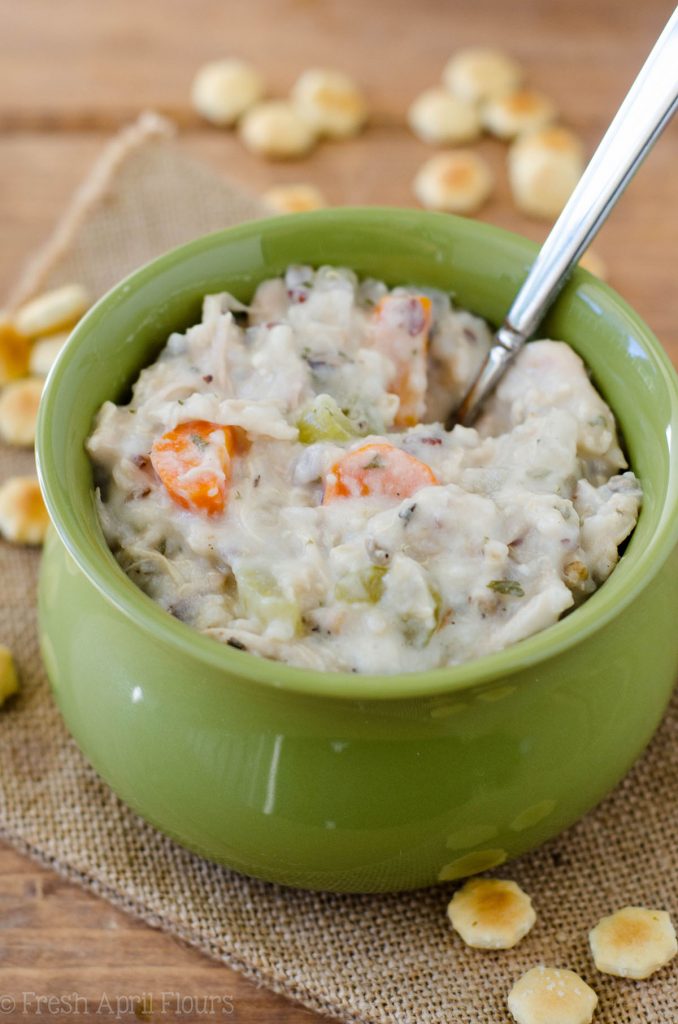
[36,209,678,893]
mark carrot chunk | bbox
[371,294,432,427]
[150,420,237,515]
[323,442,438,503]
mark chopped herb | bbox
[177,399,185,406]
[191,433,208,450]
[157,538,167,555]
[399,503,417,525]
[488,579,525,597]
[128,408,136,415]
[253,474,261,488]
[364,455,384,470]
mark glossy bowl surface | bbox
[37,209,678,891]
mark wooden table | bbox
[0,1,676,1020]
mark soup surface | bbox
[87,266,641,673]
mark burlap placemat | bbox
[1,115,676,1023]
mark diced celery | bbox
[401,614,437,648]
[334,572,365,603]
[335,565,387,604]
[236,567,300,637]
[363,565,387,602]
[297,394,358,444]
[400,586,442,649]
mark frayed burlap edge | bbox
[6,112,176,312]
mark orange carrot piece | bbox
[150,420,237,515]
[371,294,432,427]
[323,442,438,503]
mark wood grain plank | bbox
[0,0,673,130]
[1,128,676,362]
[0,847,319,1022]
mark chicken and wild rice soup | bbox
[87,266,641,674]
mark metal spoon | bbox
[451,7,678,428]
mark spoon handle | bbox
[455,7,678,427]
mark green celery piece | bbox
[400,585,442,649]
[335,565,387,604]
[297,394,358,444]
[236,567,301,634]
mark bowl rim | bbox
[36,208,678,701]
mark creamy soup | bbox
[87,266,641,674]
